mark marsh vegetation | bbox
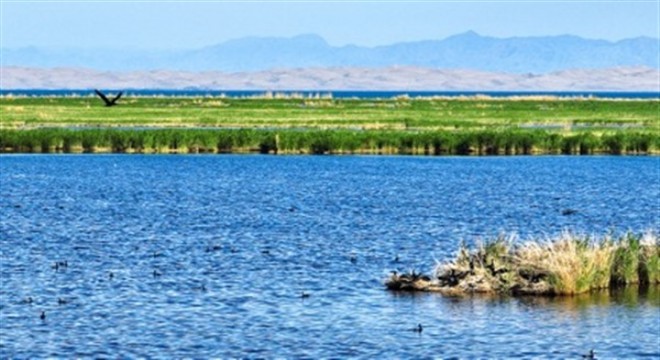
[1,96,657,154]
[0,127,657,155]
[387,232,660,296]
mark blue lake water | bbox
[1,155,659,358]
[1,89,659,99]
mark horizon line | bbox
[2,31,658,51]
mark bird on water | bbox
[411,323,423,333]
[94,89,123,107]
[40,311,46,320]
[582,349,596,359]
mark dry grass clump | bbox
[386,232,659,296]
[513,234,614,295]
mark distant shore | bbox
[3,65,658,92]
[2,96,657,155]
[2,89,659,99]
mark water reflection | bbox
[518,285,660,311]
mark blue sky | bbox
[1,1,658,49]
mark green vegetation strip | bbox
[0,128,658,155]
[1,97,657,154]
[2,96,658,130]
[387,233,660,296]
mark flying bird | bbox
[94,89,123,107]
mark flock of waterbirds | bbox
[20,249,598,358]
[20,237,410,325]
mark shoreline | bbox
[1,128,658,155]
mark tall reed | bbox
[0,128,657,155]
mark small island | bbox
[387,233,659,296]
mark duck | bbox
[411,323,423,333]
[40,311,46,320]
[301,292,311,299]
[206,245,222,253]
[582,349,595,359]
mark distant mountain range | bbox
[3,66,657,91]
[2,32,658,73]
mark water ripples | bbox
[1,155,658,357]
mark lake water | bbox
[1,89,659,99]
[1,155,658,358]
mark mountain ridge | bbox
[2,32,658,73]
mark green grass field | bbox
[1,96,658,154]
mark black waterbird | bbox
[40,311,46,320]
[301,292,311,299]
[411,323,423,333]
[94,89,123,107]
[582,349,596,359]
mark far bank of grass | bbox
[387,232,660,296]
[2,96,658,130]
[1,96,657,155]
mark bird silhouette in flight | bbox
[94,89,123,107]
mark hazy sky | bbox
[1,1,658,49]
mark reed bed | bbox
[1,128,657,155]
[386,233,659,296]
